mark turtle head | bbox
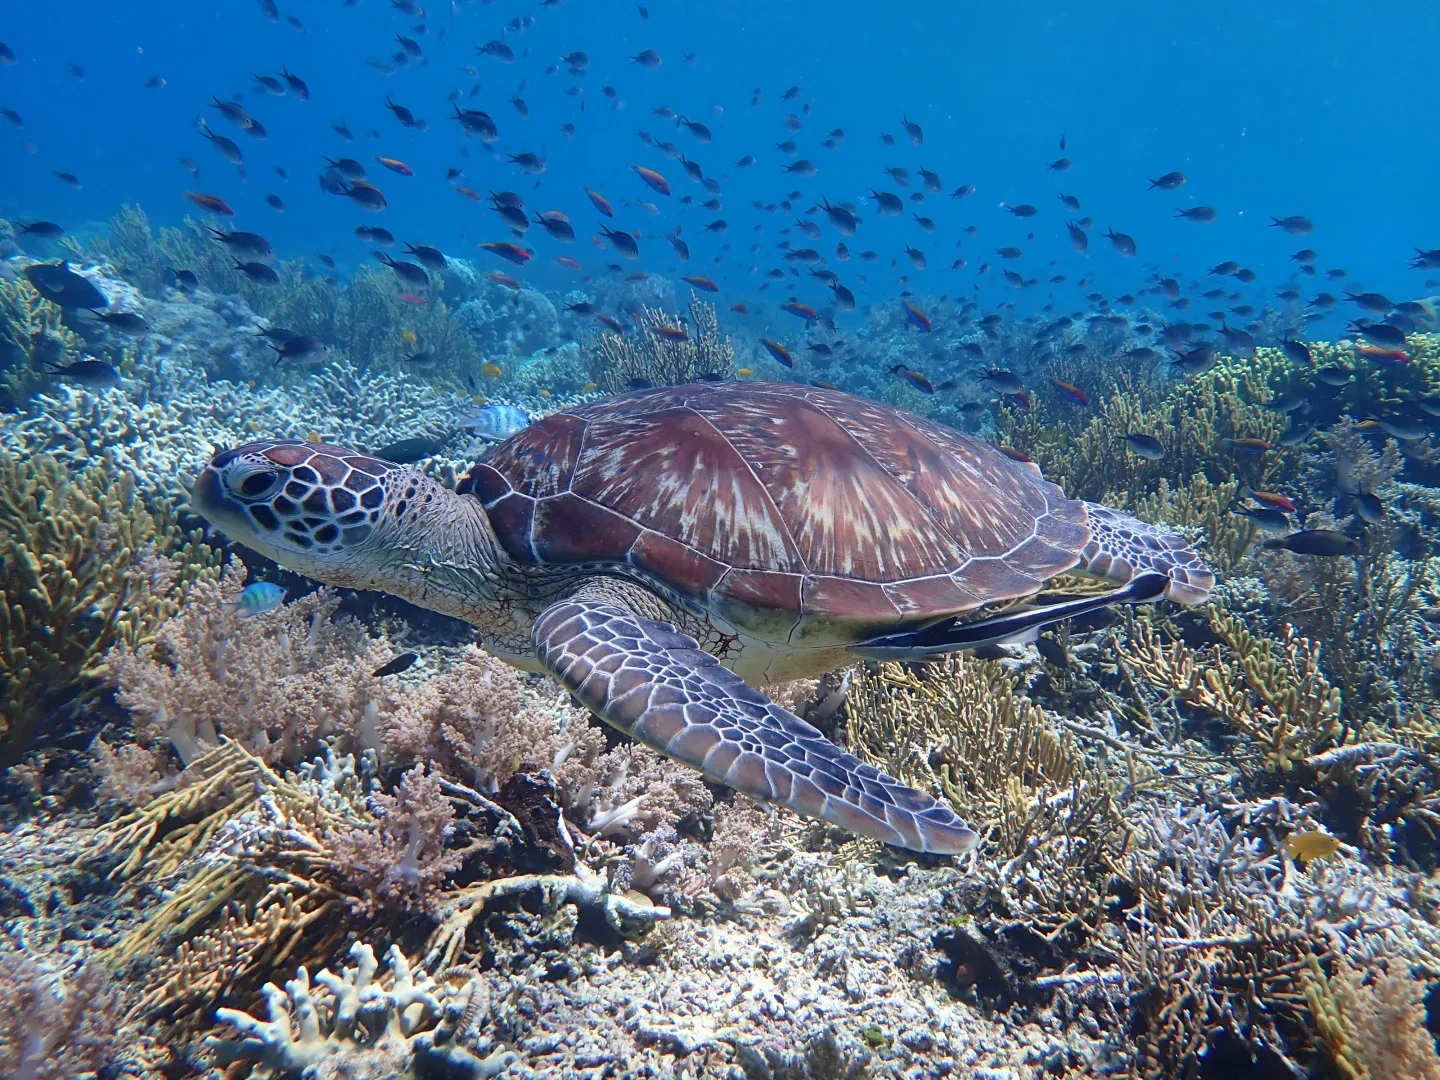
[193,441,503,615]
[193,440,403,576]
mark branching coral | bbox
[848,656,1129,935]
[0,945,129,1080]
[1305,953,1440,1080]
[207,941,513,1080]
[385,645,712,839]
[595,293,734,391]
[1128,608,1345,775]
[328,763,464,915]
[0,453,219,756]
[0,274,84,407]
[108,561,394,769]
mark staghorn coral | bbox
[0,273,84,407]
[848,656,1130,936]
[0,453,219,755]
[1128,608,1345,775]
[108,561,395,770]
[594,292,734,391]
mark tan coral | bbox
[595,293,734,391]
[0,453,219,754]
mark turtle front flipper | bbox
[532,597,978,856]
[1077,503,1215,605]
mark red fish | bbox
[902,301,931,332]
[1051,378,1089,406]
[1245,488,1296,513]
[584,186,614,217]
[1008,391,1031,411]
[555,255,582,270]
[1224,437,1271,454]
[652,324,689,341]
[780,302,816,320]
[184,191,234,215]
[596,313,625,333]
[487,272,523,289]
[760,339,793,367]
[997,445,1032,463]
[631,164,671,195]
[479,241,531,264]
[396,292,427,306]
[1355,343,1410,364]
[375,156,414,175]
[456,186,484,202]
[682,275,718,292]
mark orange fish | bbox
[1225,437,1271,454]
[487,272,523,289]
[481,362,504,377]
[902,301,931,332]
[631,164,670,195]
[555,255,582,270]
[652,324,689,341]
[456,186,484,202]
[998,445,1032,463]
[395,292,427,306]
[479,241,531,264]
[185,191,234,215]
[597,314,624,333]
[1355,343,1410,364]
[730,303,749,314]
[736,367,754,377]
[760,339,793,367]
[781,302,817,320]
[1051,378,1089,406]
[375,156,414,175]
[891,365,934,394]
[1246,488,1296,513]
[682,275,718,292]
[584,186,614,217]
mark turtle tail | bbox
[1076,502,1214,605]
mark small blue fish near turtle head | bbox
[462,404,530,441]
[234,582,287,617]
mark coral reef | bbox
[594,293,734,391]
[0,453,218,757]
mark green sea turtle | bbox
[193,381,1213,854]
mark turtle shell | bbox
[460,382,1090,645]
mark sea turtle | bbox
[193,382,1213,855]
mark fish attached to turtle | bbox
[193,382,1213,855]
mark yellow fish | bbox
[472,395,486,405]
[736,367,754,377]
[580,381,599,394]
[306,431,323,444]
[538,388,552,398]
[482,362,504,378]
[401,328,418,346]
[1285,830,1342,864]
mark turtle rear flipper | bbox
[1078,503,1215,605]
[533,597,978,856]
[852,572,1170,659]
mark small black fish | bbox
[17,221,64,238]
[1263,530,1360,557]
[372,652,418,678]
[93,311,149,334]
[45,359,120,388]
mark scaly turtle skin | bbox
[193,382,1213,855]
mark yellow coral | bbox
[0,453,219,755]
[596,293,734,391]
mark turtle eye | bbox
[226,465,279,500]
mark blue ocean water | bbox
[2,0,1433,331]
